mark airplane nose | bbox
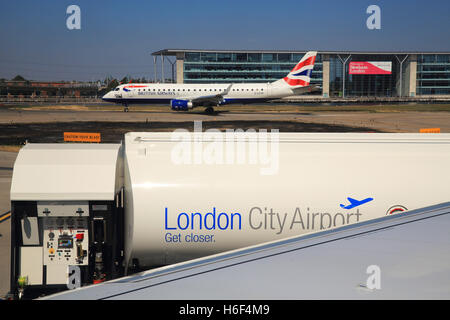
[102,91,112,101]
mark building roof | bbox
[152,48,450,56]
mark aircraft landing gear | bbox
[205,106,215,114]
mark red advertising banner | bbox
[349,61,392,75]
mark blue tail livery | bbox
[340,197,374,210]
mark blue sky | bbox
[0,0,449,81]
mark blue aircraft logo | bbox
[340,197,374,210]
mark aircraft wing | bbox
[348,197,358,204]
[41,202,450,300]
[180,84,232,106]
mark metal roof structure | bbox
[10,143,123,201]
[152,49,450,56]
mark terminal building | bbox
[152,49,450,98]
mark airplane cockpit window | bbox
[114,87,120,91]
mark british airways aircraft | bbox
[102,51,318,112]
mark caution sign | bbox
[419,128,441,133]
[64,132,101,142]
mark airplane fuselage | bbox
[102,82,292,106]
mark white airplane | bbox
[102,51,318,112]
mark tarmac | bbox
[0,151,17,297]
[1,107,450,132]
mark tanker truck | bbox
[8,132,450,298]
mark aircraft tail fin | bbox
[279,51,317,87]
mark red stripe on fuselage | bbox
[124,85,148,88]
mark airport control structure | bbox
[152,49,450,99]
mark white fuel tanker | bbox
[9,132,450,298]
[124,132,450,267]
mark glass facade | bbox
[164,50,450,97]
[329,55,400,97]
[417,54,450,95]
[183,52,323,93]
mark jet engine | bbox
[171,99,193,111]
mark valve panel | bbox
[43,217,89,266]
